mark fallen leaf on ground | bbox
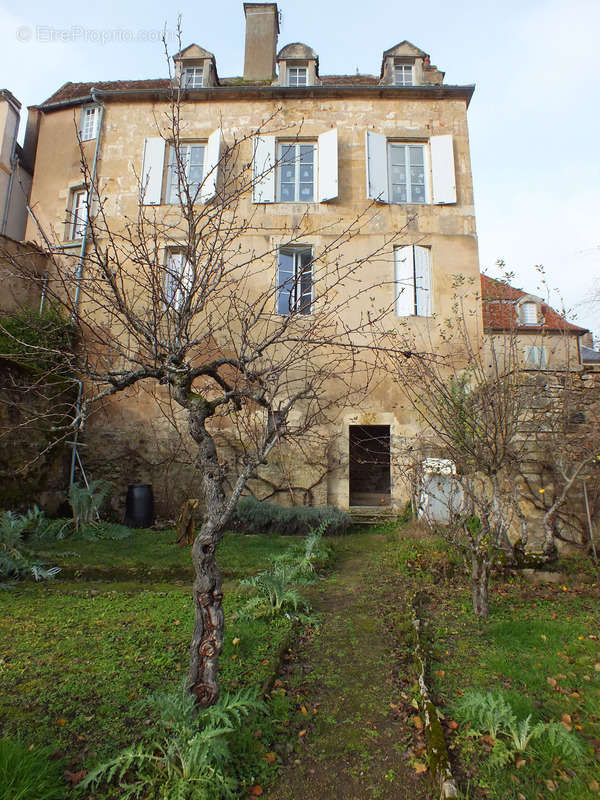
[446,719,459,730]
[515,758,526,769]
[64,770,87,787]
[412,716,423,730]
[413,761,427,774]
[561,713,572,730]
[265,752,276,764]
[547,677,557,687]
[589,779,600,792]
[249,786,263,797]
[546,779,558,791]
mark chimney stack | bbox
[243,3,279,82]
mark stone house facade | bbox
[23,3,483,516]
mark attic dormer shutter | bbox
[414,245,432,316]
[200,128,222,202]
[365,131,389,203]
[253,135,276,203]
[140,137,165,205]
[430,135,456,204]
[318,128,338,202]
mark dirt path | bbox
[266,532,431,800]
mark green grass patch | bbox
[386,524,600,800]
[30,529,298,580]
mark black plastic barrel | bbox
[125,484,154,528]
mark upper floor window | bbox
[79,105,99,141]
[394,62,413,86]
[166,144,206,204]
[394,245,432,316]
[277,142,315,202]
[520,301,539,325]
[389,143,426,204]
[69,188,88,239]
[253,130,338,204]
[366,131,456,205]
[183,66,204,88]
[277,247,313,315]
[287,67,308,87]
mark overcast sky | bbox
[1,0,598,333]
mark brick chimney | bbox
[243,3,279,81]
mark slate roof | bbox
[481,274,587,334]
[40,73,444,105]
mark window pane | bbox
[280,183,295,202]
[410,184,425,203]
[409,147,424,165]
[391,184,407,203]
[300,183,313,200]
[389,145,405,166]
[391,164,406,183]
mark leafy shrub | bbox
[232,497,350,536]
[0,737,66,800]
[0,510,60,584]
[80,683,263,800]
[456,690,584,768]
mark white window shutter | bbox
[395,246,415,316]
[318,128,338,202]
[253,135,276,203]
[365,131,389,203]
[140,138,165,205]
[430,134,456,204]
[414,246,432,316]
[200,129,222,202]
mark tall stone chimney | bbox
[243,3,279,82]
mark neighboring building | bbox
[481,274,588,370]
[23,3,481,515]
[0,90,32,241]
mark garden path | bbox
[266,532,431,800]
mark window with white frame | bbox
[525,345,547,368]
[277,142,316,202]
[394,245,432,316]
[79,105,99,141]
[183,66,204,88]
[388,143,427,204]
[277,247,313,315]
[393,62,414,86]
[166,144,206,204]
[164,249,193,310]
[69,188,88,239]
[287,66,308,86]
[366,131,456,205]
[520,301,538,325]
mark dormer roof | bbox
[276,42,317,61]
[382,41,429,60]
[173,44,215,61]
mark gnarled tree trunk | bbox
[471,551,489,617]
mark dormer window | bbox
[520,301,538,325]
[394,61,414,86]
[183,66,204,88]
[287,66,307,87]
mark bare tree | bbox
[383,286,541,616]
[5,73,415,704]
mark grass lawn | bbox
[0,529,304,796]
[385,527,600,800]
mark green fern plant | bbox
[0,511,60,584]
[80,684,263,800]
[456,690,585,768]
[69,480,112,531]
[237,562,309,620]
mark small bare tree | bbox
[384,283,542,616]
[5,71,414,704]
